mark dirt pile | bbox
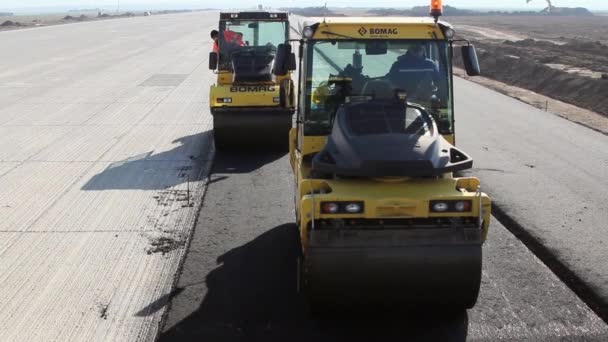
[1,20,23,27]
[502,39,608,74]
[456,38,608,116]
[281,7,346,17]
[63,15,88,21]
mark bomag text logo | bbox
[369,28,399,35]
[230,86,276,92]
[359,27,399,37]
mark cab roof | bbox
[219,11,288,20]
[303,17,453,40]
[304,17,449,26]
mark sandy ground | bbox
[455,68,608,135]
[450,16,608,44]
[456,24,527,42]
[452,16,608,118]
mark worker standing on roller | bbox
[211,30,220,53]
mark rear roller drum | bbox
[302,244,483,311]
[213,127,232,151]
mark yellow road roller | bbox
[208,11,295,150]
[272,2,492,310]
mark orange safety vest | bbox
[223,30,245,46]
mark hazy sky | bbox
[2,0,607,11]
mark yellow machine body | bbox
[291,17,491,310]
[209,73,293,108]
[209,11,295,149]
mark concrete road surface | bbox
[0,12,214,341]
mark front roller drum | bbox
[301,228,483,311]
[212,108,293,151]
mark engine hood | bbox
[312,100,473,177]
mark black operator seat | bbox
[231,48,276,83]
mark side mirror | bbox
[287,52,296,71]
[209,52,218,70]
[461,45,480,76]
[273,43,296,76]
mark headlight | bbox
[432,202,449,212]
[344,203,362,213]
[454,201,471,212]
[430,200,472,213]
[320,201,364,214]
[216,97,232,103]
[321,202,339,214]
[303,26,315,39]
[444,28,455,39]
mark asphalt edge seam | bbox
[153,142,216,341]
[491,203,608,324]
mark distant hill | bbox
[411,5,478,16]
[367,5,478,17]
[287,5,594,18]
[281,7,345,17]
[367,5,593,17]
[544,7,593,16]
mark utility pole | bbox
[117,0,120,14]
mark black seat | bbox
[231,49,275,83]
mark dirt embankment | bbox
[456,38,608,116]
[1,20,24,27]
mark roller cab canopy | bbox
[220,11,288,21]
[302,17,453,41]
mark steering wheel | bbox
[407,73,436,104]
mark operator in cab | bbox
[386,43,440,103]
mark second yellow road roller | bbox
[208,11,295,150]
